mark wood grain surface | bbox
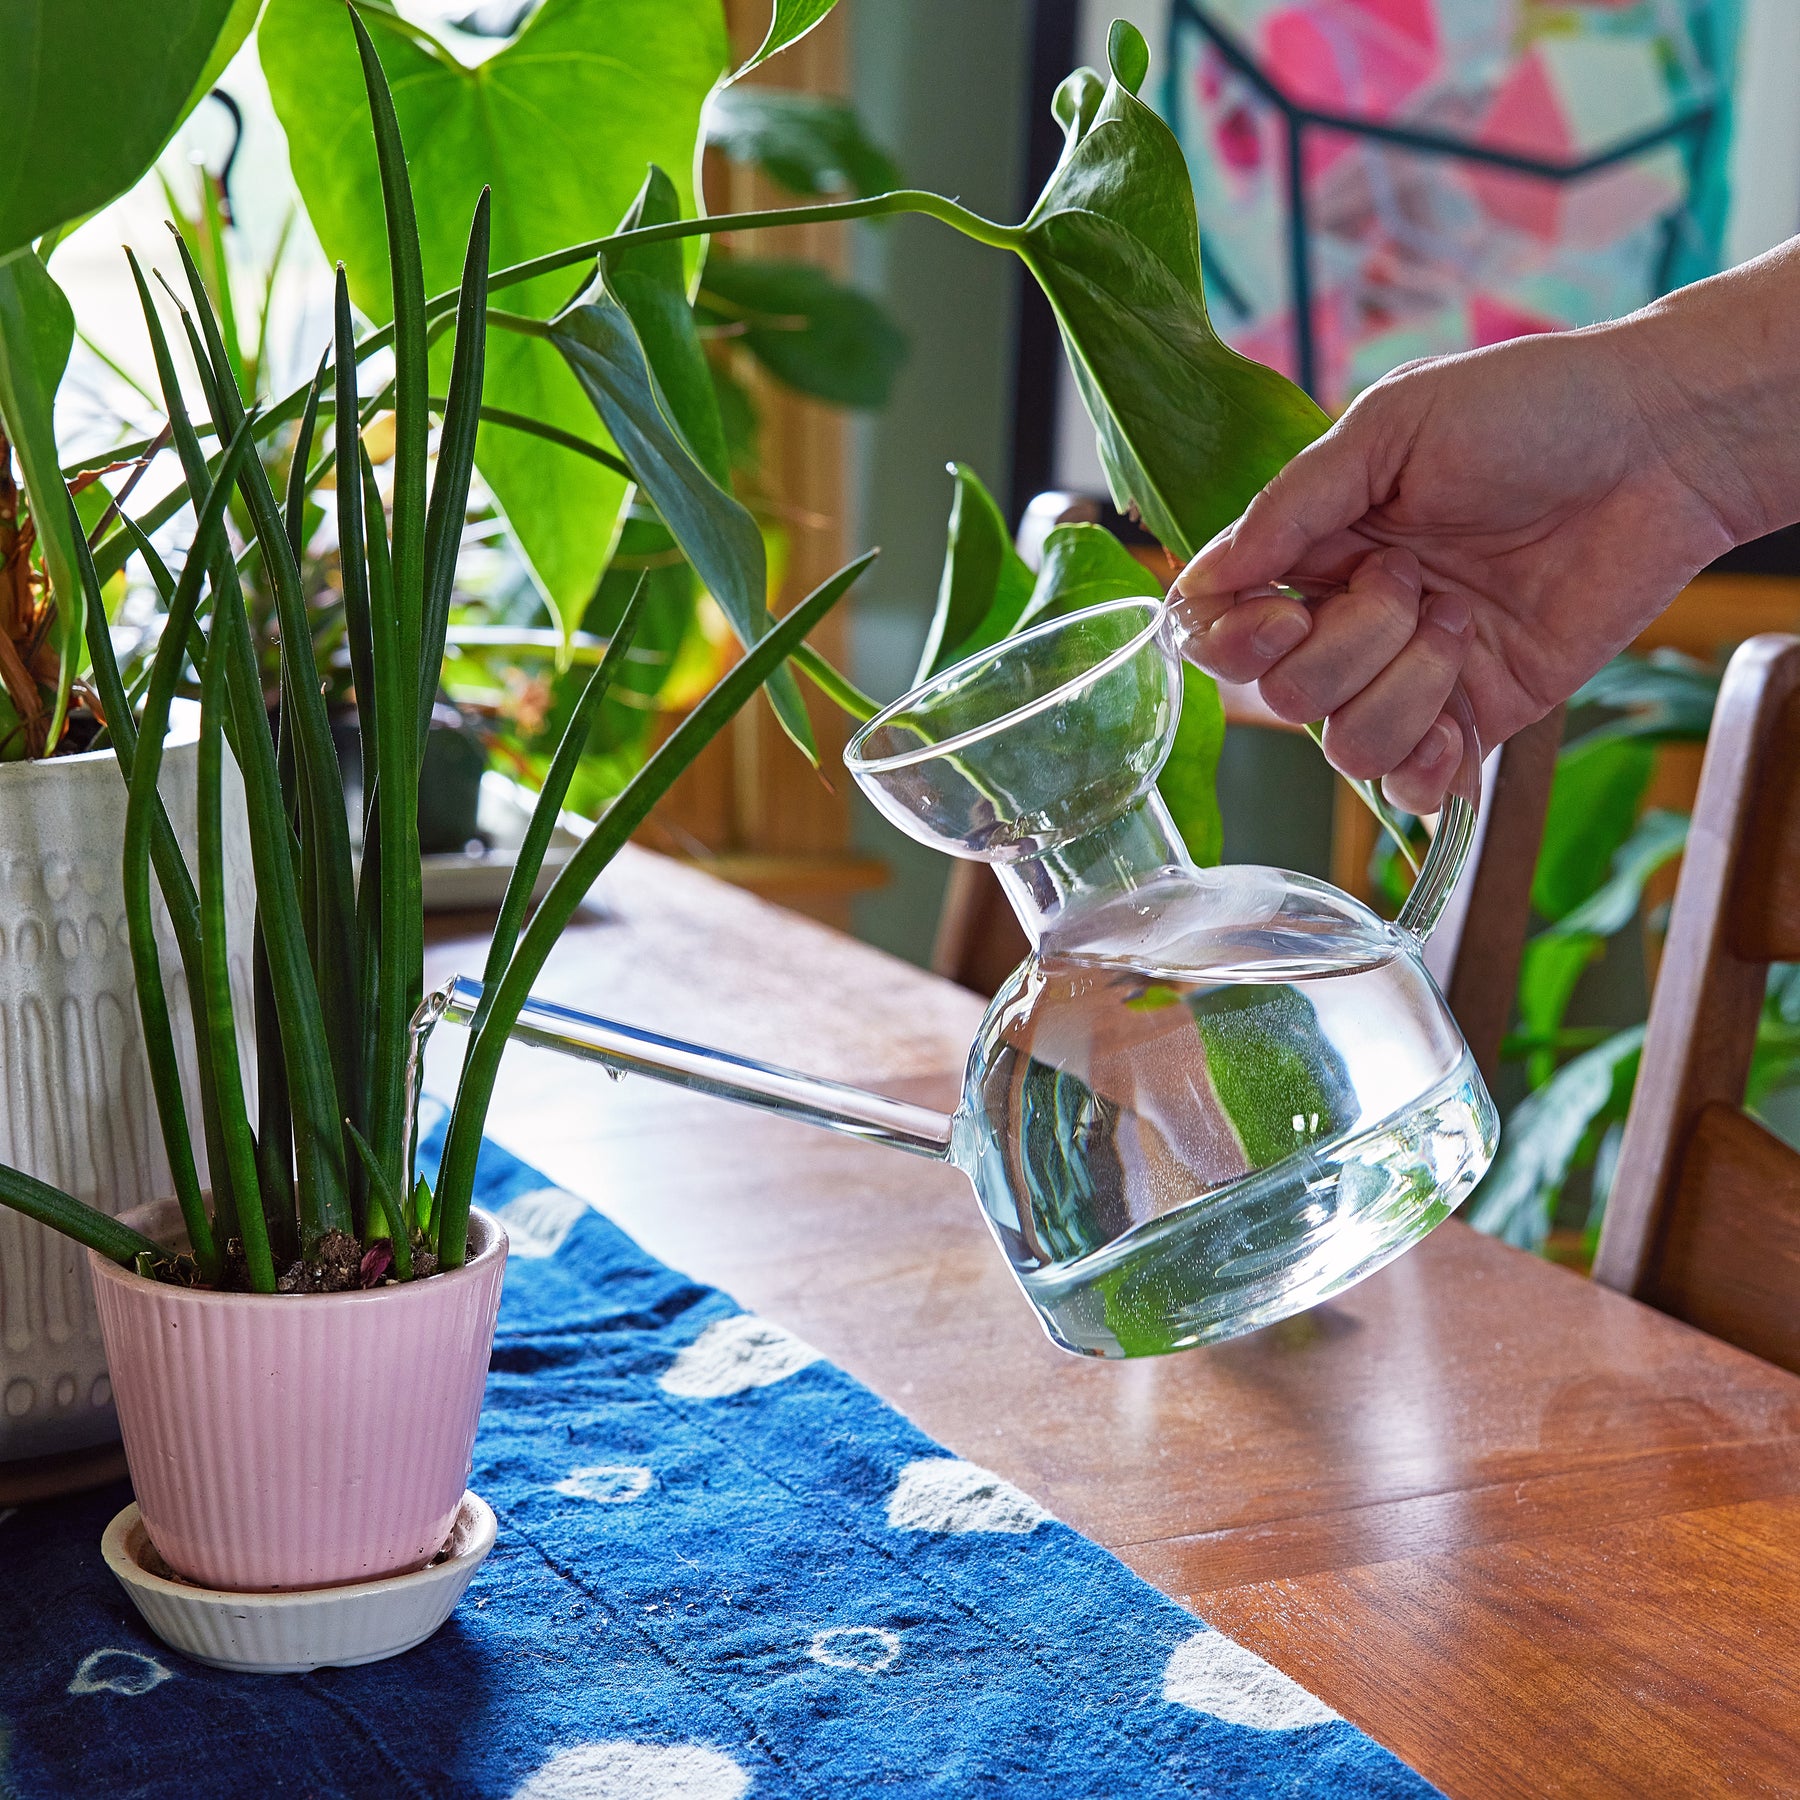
[427,848,1800,1799]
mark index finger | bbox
[1168,416,1383,625]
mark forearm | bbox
[1608,236,1800,545]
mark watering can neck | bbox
[993,790,1192,952]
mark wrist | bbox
[1612,243,1800,544]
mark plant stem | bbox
[443,400,632,480]
[792,644,878,722]
[89,192,1015,582]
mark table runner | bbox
[0,1112,1438,1798]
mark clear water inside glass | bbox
[956,894,1498,1357]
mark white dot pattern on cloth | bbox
[509,1740,749,1800]
[884,1458,1047,1535]
[555,1464,654,1505]
[1162,1630,1339,1730]
[497,1186,593,1259]
[658,1315,820,1399]
[68,1649,173,1697]
[808,1625,901,1673]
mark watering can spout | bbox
[420,975,957,1161]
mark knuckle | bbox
[1258,668,1316,721]
[1324,722,1389,782]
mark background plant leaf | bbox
[731,0,839,80]
[1017,22,1328,560]
[697,254,905,409]
[915,462,1034,682]
[703,88,899,199]
[1017,520,1161,627]
[1514,807,1686,1087]
[0,250,80,747]
[1531,734,1656,921]
[0,0,249,259]
[549,261,813,754]
[260,0,726,632]
[1469,1027,1644,1251]
[1569,651,1720,745]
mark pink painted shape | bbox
[90,1205,508,1592]
[1471,49,1573,239]
[1470,294,1561,348]
[1262,0,1441,181]
[1264,0,1438,112]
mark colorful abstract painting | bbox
[1168,1,1740,406]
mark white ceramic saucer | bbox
[101,1491,496,1674]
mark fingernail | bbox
[1380,546,1420,589]
[1418,720,1455,766]
[1426,593,1471,634]
[1251,611,1310,659]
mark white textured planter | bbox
[0,701,254,1463]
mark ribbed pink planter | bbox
[87,1203,506,1592]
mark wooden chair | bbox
[1593,634,1800,1373]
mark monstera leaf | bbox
[260,0,727,632]
[0,0,254,259]
[1018,21,1330,559]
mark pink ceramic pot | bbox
[88,1203,507,1592]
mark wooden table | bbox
[426,849,1800,1800]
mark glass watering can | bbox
[430,597,1498,1358]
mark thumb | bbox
[1170,412,1384,626]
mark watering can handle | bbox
[1235,581,1482,945]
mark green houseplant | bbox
[0,5,870,1629]
[0,1,1379,1651]
[0,0,263,1471]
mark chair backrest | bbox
[1593,634,1800,1373]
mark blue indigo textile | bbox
[0,1117,1437,1798]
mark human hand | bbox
[1170,322,1750,812]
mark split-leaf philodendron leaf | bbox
[260,0,727,634]
[1019,20,1330,561]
